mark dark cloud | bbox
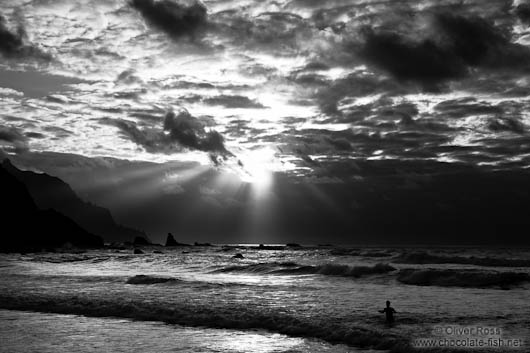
[203,95,265,109]
[164,110,230,154]
[116,69,143,85]
[434,98,504,118]
[0,15,51,60]
[360,29,466,85]
[25,132,46,139]
[0,126,26,144]
[130,0,207,38]
[0,15,23,55]
[488,117,525,134]
[0,126,28,153]
[434,13,530,69]
[358,13,530,86]
[101,110,230,157]
[101,117,176,154]
[313,73,402,116]
[515,3,530,24]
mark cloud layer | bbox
[0,0,529,177]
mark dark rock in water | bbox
[256,244,285,250]
[153,250,163,254]
[165,233,178,246]
[233,253,244,259]
[286,243,301,248]
[133,248,144,254]
[107,243,126,250]
[165,233,190,247]
[133,236,150,246]
[194,242,212,246]
[0,159,103,253]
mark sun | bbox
[237,147,275,192]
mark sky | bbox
[1,0,530,244]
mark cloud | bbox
[211,10,315,54]
[488,117,525,134]
[203,95,265,109]
[101,118,176,154]
[434,13,530,69]
[164,110,230,154]
[130,0,208,38]
[360,29,466,85]
[434,98,504,118]
[0,15,51,61]
[101,109,230,157]
[515,4,530,25]
[358,13,530,85]
[0,126,28,153]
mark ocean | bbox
[0,246,529,352]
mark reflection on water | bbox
[0,310,356,353]
[0,247,529,352]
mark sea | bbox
[0,245,529,353]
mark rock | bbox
[255,244,285,250]
[165,233,178,246]
[0,160,104,253]
[133,248,144,254]
[153,250,163,254]
[165,233,190,246]
[3,158,148,243]
[233,253,244,259]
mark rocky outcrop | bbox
[0,160,103,252]
[165,233,178,246]
[165,233,190,247]
[3,159,147,243]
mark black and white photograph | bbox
[1,0,529,352]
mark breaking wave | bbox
[397,269,530,288]
[0,293,410,352]
[395,251,530,267]
[126,275,181,285]
[330,248,395,257]
[213,262,396,278]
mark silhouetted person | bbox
[379,300,396,325]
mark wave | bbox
[126,275,181,285]
[0,293,410,352]
[395,251,530,267]
[214,262,396,278]
[330,248,394,257]
[397,269,530,288]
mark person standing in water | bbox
[379,300,397,324]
